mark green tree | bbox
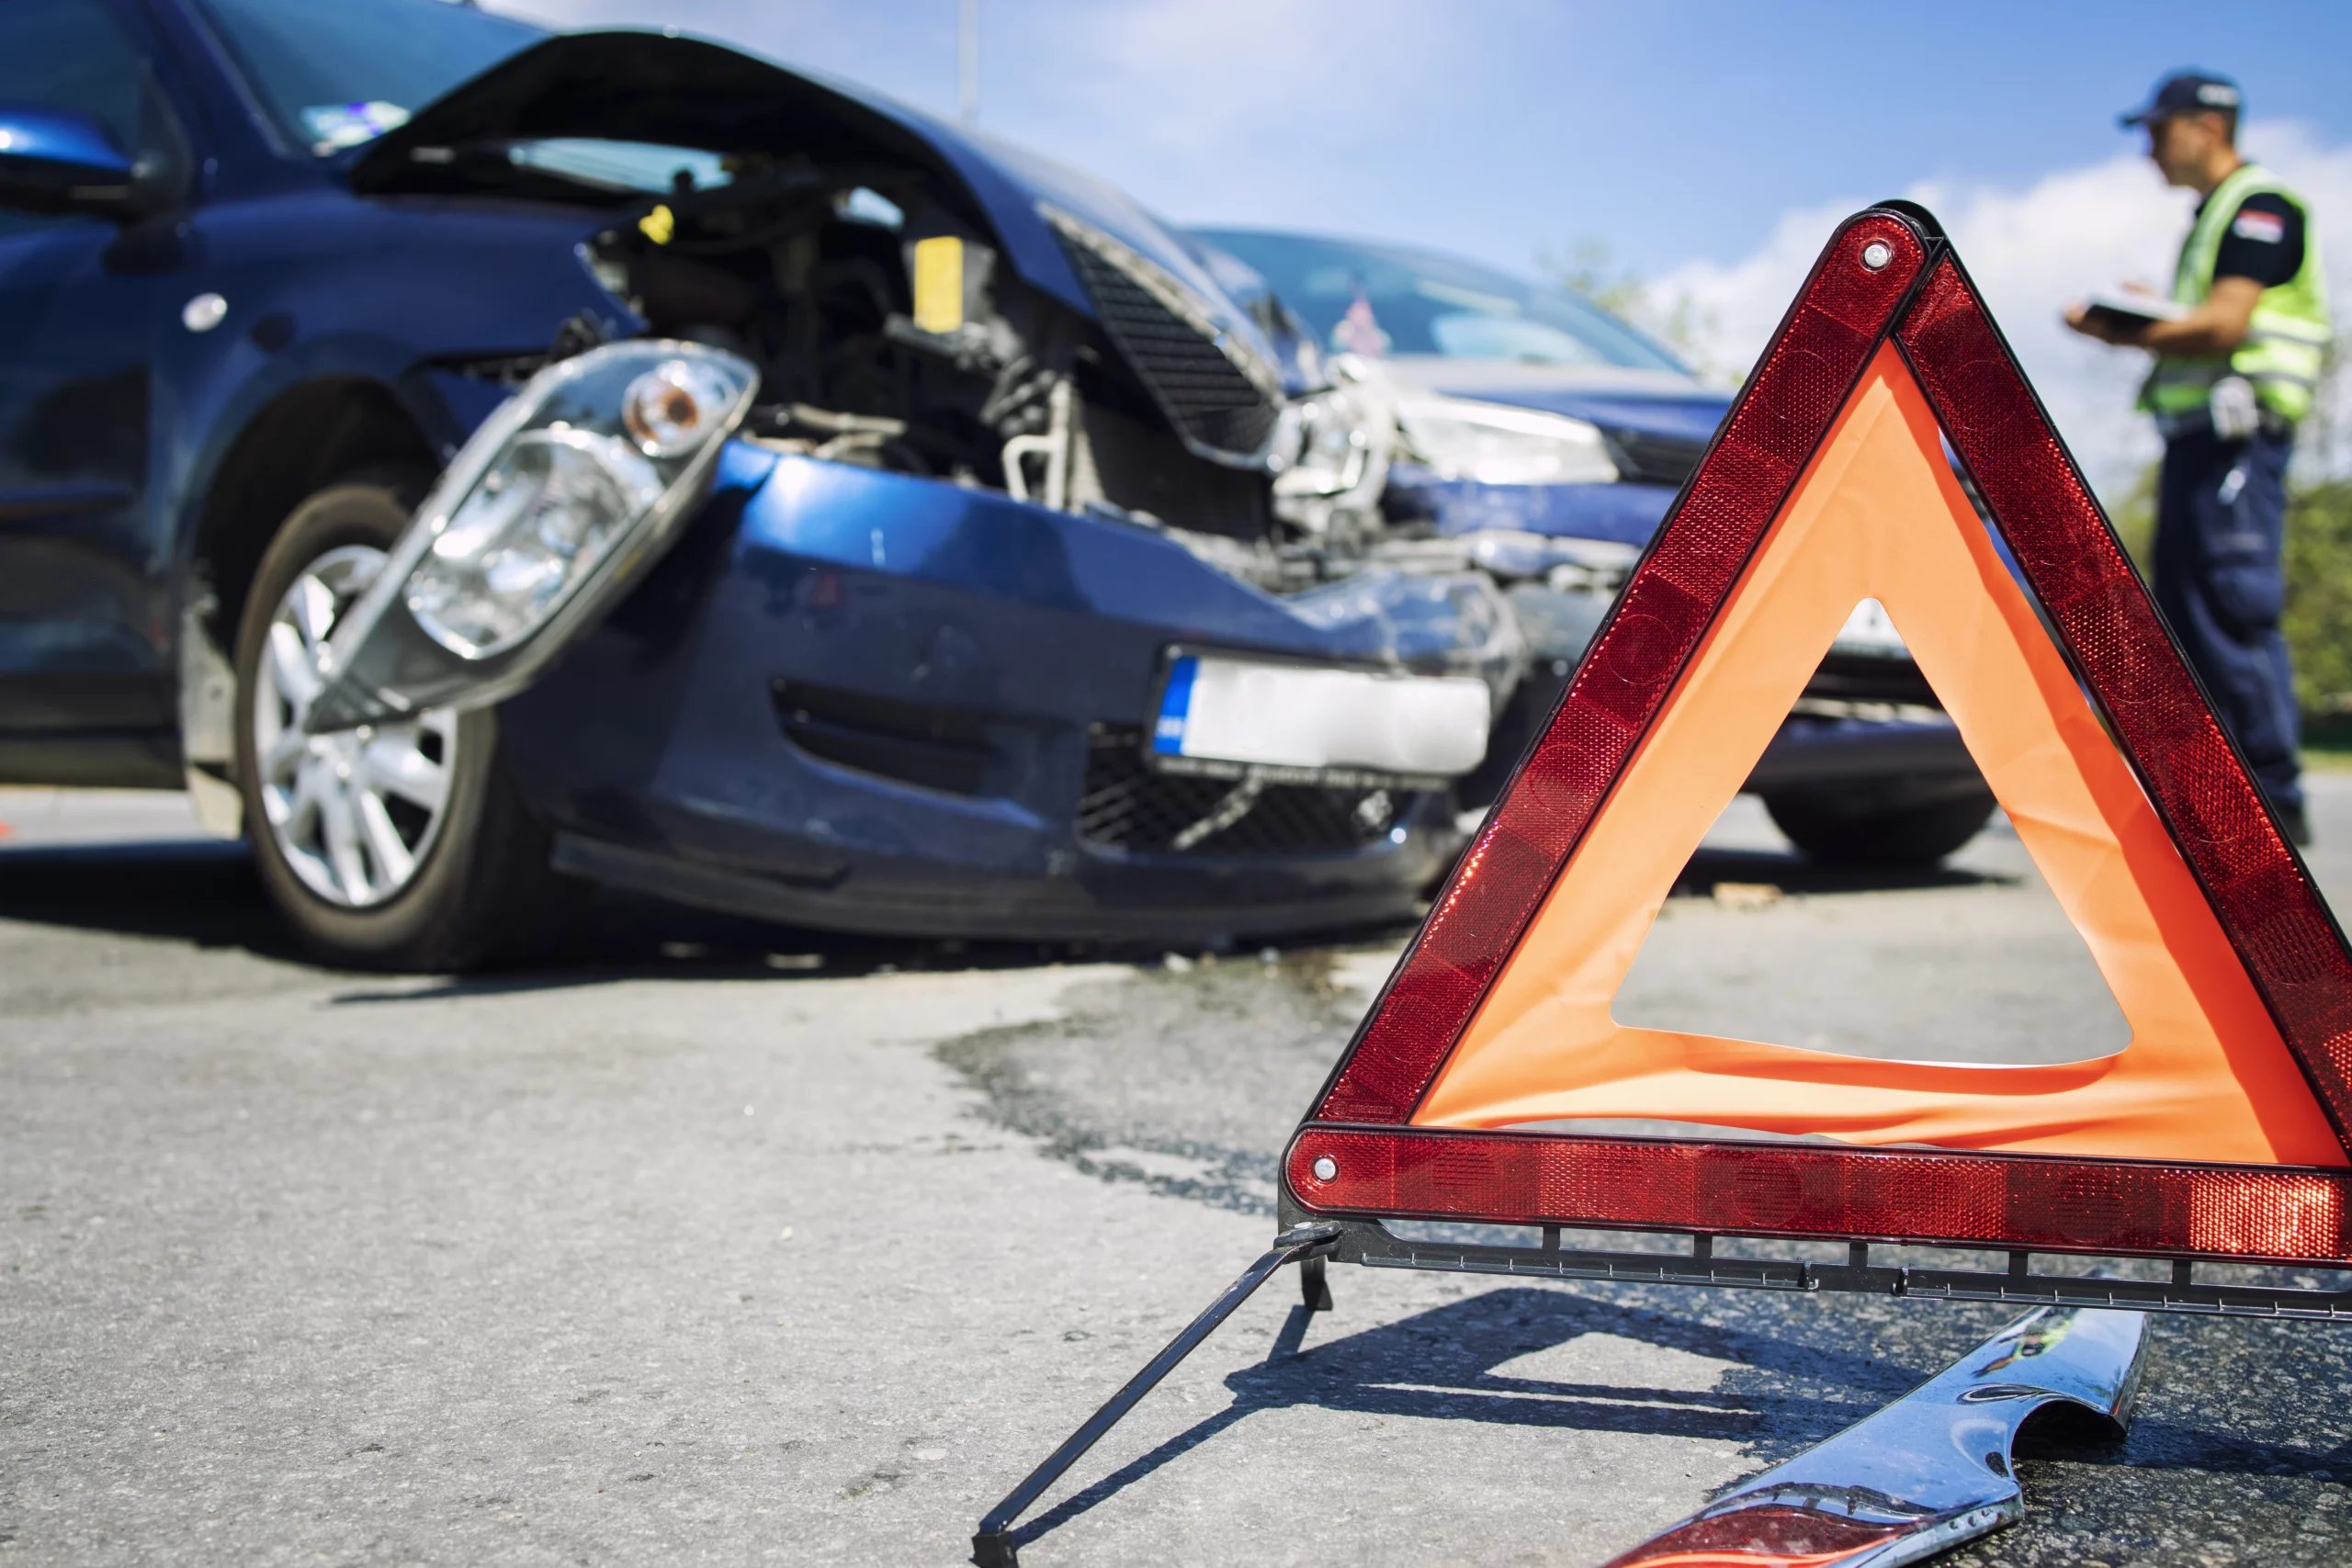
[2111,461,2352,727]
[1536,238,1729,381]
[2113,334,2352,739]
[2284,331,2352,738]
[2286,478,2352,730]
[2109,460,2160,575]
[1540,238,1647,320]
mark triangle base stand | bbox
[971,1215,2352,1565]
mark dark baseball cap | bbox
[2120,71,2243,127]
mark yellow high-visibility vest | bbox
[2141,163,2331,424]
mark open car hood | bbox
[348,31,933,189]
[345,30,1270,358]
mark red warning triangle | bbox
[1288,205,2352,1265]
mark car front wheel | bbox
[233,471,558,970]
[1762,788,1998,869]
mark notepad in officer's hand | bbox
[2082,290,2188,333]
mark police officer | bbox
[2067,70,2330,844]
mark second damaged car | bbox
[1191,228,1998,870]
[0,0,1513,966]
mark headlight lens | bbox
[406,428,662,657]
[1270,354,1395,532]
[1396,398,1619,486]
[302,339,759,731]
[399,342,755,660]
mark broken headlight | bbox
[405,426,663,657]
[1270,355,1395,533]
[1395,396,1619,486]
[304,341,758,730]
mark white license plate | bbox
[1151,653,1491,780]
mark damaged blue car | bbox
[2,0,1529,967]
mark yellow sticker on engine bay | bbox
[911,235,965,333]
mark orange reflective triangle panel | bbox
[1287,207,2352,1264]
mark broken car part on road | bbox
[1600,1303,2147,1568]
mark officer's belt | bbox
[2154,407,2298,442]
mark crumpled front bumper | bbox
[497,445,1471,942]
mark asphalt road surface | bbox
[5,782,2351,1565]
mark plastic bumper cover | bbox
[498,445,1469,942]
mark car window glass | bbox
[506,140,733,194]
[0,0,147,238]
[0,0,143,149]
[195,0,541,155]
[1429,313,1617,366]
[1193,229,1688,374]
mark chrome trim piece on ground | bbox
[1602,1303,2147,1567]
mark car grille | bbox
[1600,426,1711,488]
[1077,725,1407,857]
[1045,209,1282,459]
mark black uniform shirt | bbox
[2202,189,2307,288]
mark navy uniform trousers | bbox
[2152,425,2302,815]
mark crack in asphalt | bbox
[933,950,1369,1216]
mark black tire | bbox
[1763,789,1998,869]
[233,469,560,971]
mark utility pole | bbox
[957,0,979,129]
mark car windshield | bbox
[1192,229,1687,374]
[505,140,735,193]
[197,0,544,155]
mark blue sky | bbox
[503,0,2350,280]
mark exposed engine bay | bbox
[574,158,1355,542]
[537,146,1649,742]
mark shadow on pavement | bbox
[0,840,309,960]
[0,829,2009,992]
[1006,1285,1917,1555]
[1673,844,2013,897]
[0,837,1396,991]
[2025,1414,2351,1478]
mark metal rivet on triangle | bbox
[1860,240,1894,271]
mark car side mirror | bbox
[0,103,154,219]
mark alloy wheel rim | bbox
[251,544,458,908]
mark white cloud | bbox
[1656,122,2352,496]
